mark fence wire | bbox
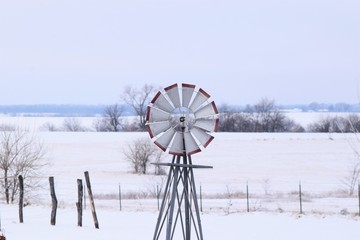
[5,178,359,217]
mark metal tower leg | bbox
[153,156,176,240]
[166,155,181,239]
[152,155,209,240]
[188,156,204,240]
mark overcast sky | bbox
[0,0,359,105]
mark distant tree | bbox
[218,104,253,132]
[0,128,47,204]
[282,119,305,132]
[307,114,360,133]
[123,138,158,174]
[62,118,86,132]
[248,98,289,132]
[342,161,360,195]
[121,84,157,131]
[0,124,16,131]
[40,122,58,132]
[218,104,238,132]
[94,104,124,132]
[218,100,304,132]
[346,114,360,132]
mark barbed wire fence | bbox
[1,174,360,227]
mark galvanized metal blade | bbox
[194,101,218,119]
[190,127,214,148]
[189,88,211,112]
[193,118,219,133]
[165,84,181,109]
[146,106,171,123]
[168,132,183,155]
[181,83,195,108]
[151,91,174,113]
[184,132,201,155]
[146,121,171,138]
[154,127,176,152]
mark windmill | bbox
[146,83,219,240]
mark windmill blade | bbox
[146,121,171,138]
[193,118,219,132]
[182,83,195,108]
[165,84,181,109]
[191,127,215,148]
[168,132,201,156]
[151,91,174,113]
[169,132,184,155]
[146,106,171,123]
[184,132,201,155]
[189,88,211,112]
[154,128,176,152]
[194,101,218,119]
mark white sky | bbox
[0,0,359,105]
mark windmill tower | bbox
[146,83,219,240]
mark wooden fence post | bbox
[156,184,159,211]
[76,179,83,227]
[299,182,303,214]
[18,175,24,223]
[119,183,122,211]
[246,183,250,213]
[84,171,99,229]
[200,184,203,213]
[83,183,86,210]
[49,177,58,226]
[358,182,360,216]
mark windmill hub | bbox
[169,107,196,132]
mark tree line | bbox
[31,84,360,133]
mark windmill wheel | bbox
[146,83,219,156]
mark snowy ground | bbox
[1,204,359,240]
[1,118,360,238]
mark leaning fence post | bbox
[18,175,24,223]
[76,179,83,227]
[84,171,99,229]
[49,177,58,225]
[299,181,303,214]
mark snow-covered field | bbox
[2,205,359,240]
[1,115,360,239]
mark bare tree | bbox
[218,101,303,132]
[0,124,16,131]
[342,161,360,195]
[0,128,47,204]
[123,138,157,174]
[153,149,165,175]
[121,84,157,131]
[62,118,86,132]
[307,115,360,133]
[250,98,287,132]
[218,104,253,132]
[94,104,124,132]
[40,122,58,132]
